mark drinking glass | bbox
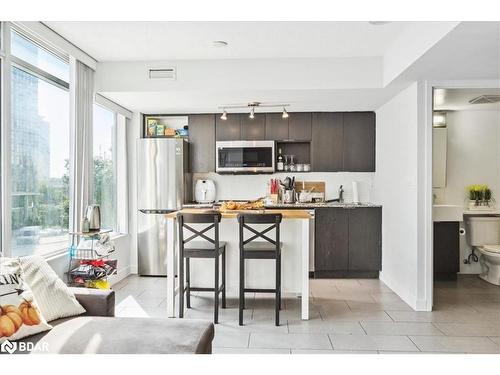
[284,155,290,171]
[289,155,296,172]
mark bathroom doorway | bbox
[431,86,500,315]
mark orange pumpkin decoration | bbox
[19,300,41,326]
[0,304,23,337]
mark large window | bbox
[2,24,128,258]
[93,104,117,231]
[10,30,70,256]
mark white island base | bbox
[165,210,311,320]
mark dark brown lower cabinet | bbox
[433,222,460,281]
[314,208,349,273]
[314,207,382,278]
[348,208,382,272]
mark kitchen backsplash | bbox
[193,172,375,203]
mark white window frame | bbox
[92,102,117,232]
[94,95,131,235]
[1,22,72,258]
[92,99,130,236]
[1,22,13,257]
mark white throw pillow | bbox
[19,256,86,322]
[0,258,52,341]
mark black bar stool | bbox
[177,211,226,324]
[237,213,283,326]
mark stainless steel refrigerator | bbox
[137,138,191,276]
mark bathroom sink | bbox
[433,204,464,222]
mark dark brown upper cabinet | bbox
[188,114,215,173]
[265,113,289,140]
[343,112,376,172]
[216,114,241,141]
[199,110,375,172]
[288,112,312,141]
[241,113,266,140]
[311,112,344,172]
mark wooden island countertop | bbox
[166,208,312,219]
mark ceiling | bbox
[45,21,413,61]
[434,88,500,111]
[41,21,499,113]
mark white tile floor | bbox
[112,275,500,354]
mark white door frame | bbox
[420,79,500,311]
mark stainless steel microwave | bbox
[216,140,275,174]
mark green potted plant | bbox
[466,184,495,210]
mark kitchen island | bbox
[164,208,312,320]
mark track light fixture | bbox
[218,102,290,118]
[282,107,289,119]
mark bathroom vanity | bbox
[433,221,460,280]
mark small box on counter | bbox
[266,194,279,205]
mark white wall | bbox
[433,109,500,274]
[94,57,385,114]
[95,58,383,93]
[374,82,420,310]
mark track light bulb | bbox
[221,110,227,120]
[282,108,289,119]
[249,107,255,119]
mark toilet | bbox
[465,216,500,286]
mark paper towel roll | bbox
[352,181,359,204]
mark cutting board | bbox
[295,181,325,193]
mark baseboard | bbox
[130,264,138,274]
[415,298,431,311]
[379,271,418,311]
[109,265,132,286]
[434,273,457,281]
[313,270,379,279]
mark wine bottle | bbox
[277,148,284,171]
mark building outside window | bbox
[10,30,70,256]
[93,103,117,231]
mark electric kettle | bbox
[85,204,101,231]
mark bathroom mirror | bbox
[433,127,447,188]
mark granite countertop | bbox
[183,202,382,209]
[264,202,382,209]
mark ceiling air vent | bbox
[468,95,500,104]
[148,68,176,80]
